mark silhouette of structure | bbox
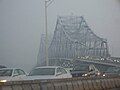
[37,15,110,67]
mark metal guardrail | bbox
[0,76,120,90]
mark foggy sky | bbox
[0,0,120,72]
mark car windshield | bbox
[94,64,110,72]
[0,69,13,76]
[106,67,120,73]
[29,68,55,76]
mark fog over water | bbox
[0,0,120,72]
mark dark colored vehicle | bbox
[0,65,6,69]
[70,64,100,77]
[103,66,120,77]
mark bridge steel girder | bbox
[37,15,110,66]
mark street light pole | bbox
[44,0,54,66]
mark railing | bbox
[0,76,120,90]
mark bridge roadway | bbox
[76,59,120,67]
[0,76,120,90]
[49,58,120,68]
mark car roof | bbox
[0,68,22,70]
[34,66,62,69]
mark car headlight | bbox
[103,74,106,77]
[97,72,101,75]
[82,74,88,76]
[0,80,7,82]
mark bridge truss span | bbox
[37,15,110,66]
[49,16,110,61]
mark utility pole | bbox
[44,0,54,66]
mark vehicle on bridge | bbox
[65,59,120,77]
[70,64,100,77]
[103,66,120,77]
[0,65,6,69]
[0,68,27,82]
[26,66,72,80]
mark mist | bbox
[0,0,120,72]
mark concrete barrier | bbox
[107,79,114,89]
[0,76,120,90]
[92,79,102,90]
[31,83,41,90]
[72,81,79,90]
[66,82,73,90]
[1,86,12,90]
[111,78,116,88]
[77,80,84,90]
[82,80,89,90]
[86,80,94,90]
[114,78,120,88]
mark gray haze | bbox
[0,0,120,72]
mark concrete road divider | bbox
[77,80,84,90]
[0,76,120,90]
[66,82,74,90]
[114,78,120,88]
[72,81,79,90]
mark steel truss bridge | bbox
[37,15,111,67]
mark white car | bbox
[26,66,72,80]
[0,68,27,82]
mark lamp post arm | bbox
[45,0,54,7]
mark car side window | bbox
[56,68,61,73]
[18,69,26,75]
[57,67,67,74]
[13,69,19,76]
[60,68,67,74]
